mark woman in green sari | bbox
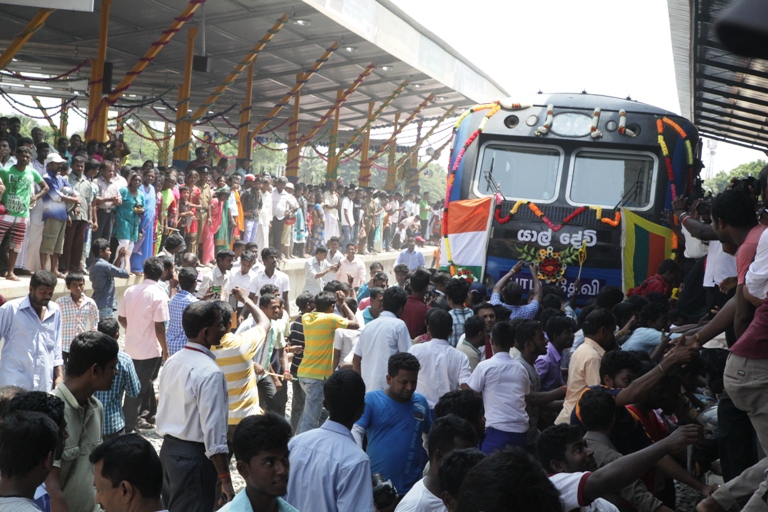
[214,182,232,252]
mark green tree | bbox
[704,159,766,194]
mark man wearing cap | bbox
[240,174,260,244]
[271,177,292,257]
[0,146,48,280]
[40,153,79,276]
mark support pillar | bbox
[407,121,423,193]
[59,100,68,138]
[285,73,302,182]
[172,26,198,166]
[325,89,343,184]
[86,0,111,142]
[385,113,400,191]
[236,61,255,171]
[358,102,374,187]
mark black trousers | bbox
[271,216,285,253]
[160,435,217,512]
[94,209,115,242]
[123,357,162,431]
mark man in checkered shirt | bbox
[55,271,99,368]
[93,316,140,439]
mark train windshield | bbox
[476,144,561,202]
[568,150,656,210]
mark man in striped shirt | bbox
[296,291,359,434]
[212,287,271,445]
[56,271,99,367]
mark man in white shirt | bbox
[255,247,290,306]
[255,177,272,261]
[341,187,356,250]
[408,309,472,415]
[466,321,531,454]
[326,236,342,266]
[197,249,233,300]
[271,177,293,258]
[226,251,258,309]
[156,301,234,511]
[396,236,426,271]
[337,243,367,289]
[353,287,412,392]
[303,246,340,295]
[323,181,340,239]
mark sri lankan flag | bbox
[439,197,494,281]
[621,209,674,293]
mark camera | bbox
[372,473,397,509]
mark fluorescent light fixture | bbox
[413,83,424,88]
[292,18,311,26]
[343,46,358,53]
[381,65,393,71]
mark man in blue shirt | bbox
[40,152,79,277]
[352,352,432,495]
[89,238,129,319]
[395,236,426,271]
[286,370,374,512]
[93,316,141,440]
[166,267,199,356]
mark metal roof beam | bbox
[697,120,768,145]
[698,106,768,128]
[699,86,768,111]
[698,113,768,135]
[697,97,768,119]
[73,5,314,45]
[249,56,376,86]
[699,58,768,82]
[694,72,768,97]
[698,130,768,151]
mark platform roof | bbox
[0,0,508,137]
[669,0,768,151]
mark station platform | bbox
[0,247,437,308]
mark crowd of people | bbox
[4,125,768,512]
[0,126,444,282]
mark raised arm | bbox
[493,261,525,295]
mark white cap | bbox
[45,153,66,165]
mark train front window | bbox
[568,150,656,210]
[476,144,561,203]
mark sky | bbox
[389,0,765,179]
[3,0,764,178]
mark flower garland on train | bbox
[493,198,621,230]
[656,117,694,201]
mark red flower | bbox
[540,257,561,277]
